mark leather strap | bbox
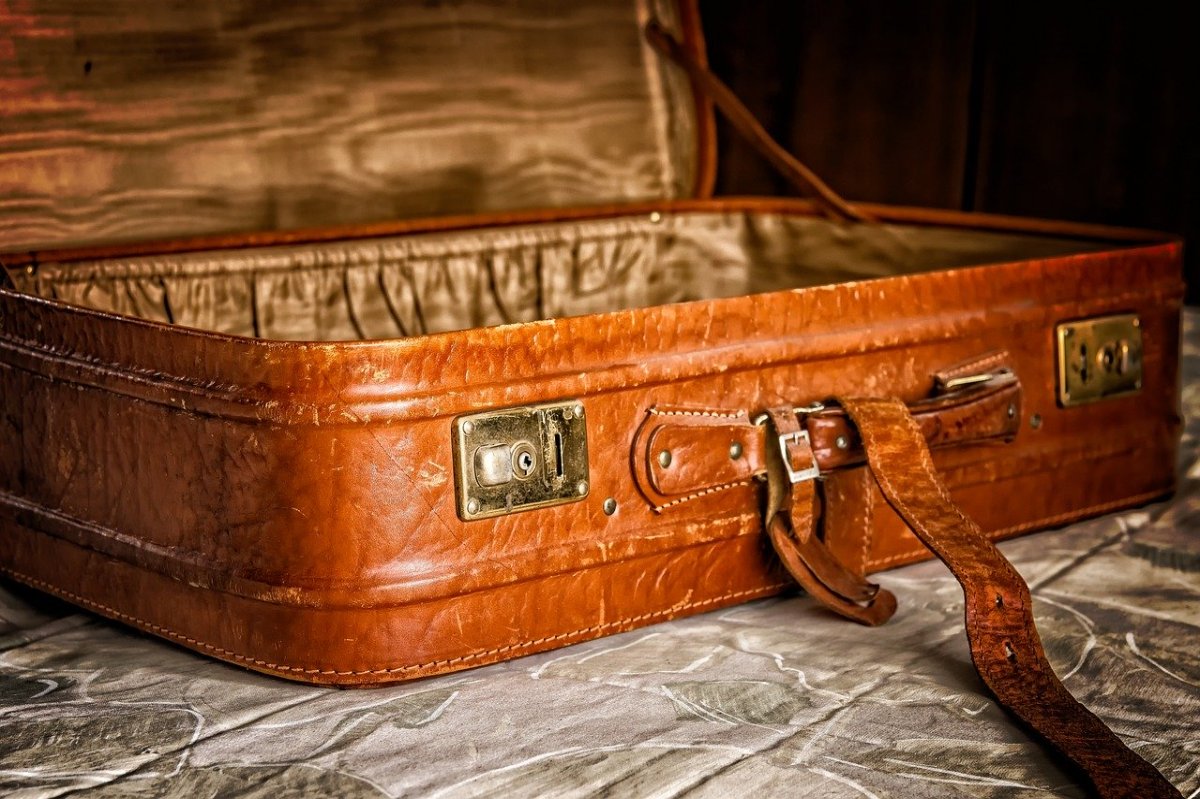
[644,20,871,224]
[828,397,1181,798]
[632,369,1019,509]
[762,407,897,625]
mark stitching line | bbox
[938,351,1007,381]
[647,407,746,419]
[653,478,755,512]
[0,566,788,677]
[858,470,874,575]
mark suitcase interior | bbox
[6,207,1113,341]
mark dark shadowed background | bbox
[700,0,1200,302]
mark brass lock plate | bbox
[453,400,589,520]
[1055,314,1143,407]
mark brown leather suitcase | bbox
[0,3,1184,795]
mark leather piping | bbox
[0,280,1178,426]
[0,566,790,678]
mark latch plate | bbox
[453,400,589,520]
[1055,314,1143,407]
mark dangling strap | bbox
[644,21,872,224]
[824,396,1181,798]
[637,365,1177,792]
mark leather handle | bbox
[835,396,1181,798]
[631,369,1019,510]
[644,20,872,224]
[762,407,898,625]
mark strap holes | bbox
[1003,641,1017,662]
[995,594,1004,608]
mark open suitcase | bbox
[0,2,1184,795]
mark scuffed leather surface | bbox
[11,210,1105,340]
[0,309,1196,797]
[0,201,1183,685]
[0,0,699,251]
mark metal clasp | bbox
[453,400,589,520]
[1055,314,1143,406]
[778,429,820,484]
[753,404,824,484]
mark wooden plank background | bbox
[702,0,1200,301]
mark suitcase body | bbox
[0,1,1183,685]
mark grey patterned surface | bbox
[2,314,1198,798]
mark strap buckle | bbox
[753,402,825,485]
[935,367,1012,394]
[777,429,820,484]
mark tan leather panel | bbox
[0,201,1183,684]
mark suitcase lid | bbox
[0,0,714,254]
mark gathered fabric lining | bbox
[14,211,1103,342]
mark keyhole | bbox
[511,442,537,479]
[1098,344,1116,372]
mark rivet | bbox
[1132,318,1141,328]
[602,497,617,516]
[1063,327,1074,337]
[657,450,672,468]
[574,404,584,418]
[466,498,480,514]
[1030,413,1043,430]
[462,420,474,435]
[834,435,849,450]
[1007,403,1017,419]
[24,265,34,275]
[729,441,743,460]
[577,480,589,496]
[649,211,663,224]
[1135,379,1143,390]
[562,407,573,421]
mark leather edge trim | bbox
[0,487,764,609]
[0,284,1179,426]
[0,565,790,682]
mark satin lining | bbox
[14,210,1106,341]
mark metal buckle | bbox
[752,403,824,484]
[936,368,1012,394]
[778,429,820,484]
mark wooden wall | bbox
[701,0,1200,301]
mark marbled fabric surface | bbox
[0,0,698,252]
[1,313,1198,798]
